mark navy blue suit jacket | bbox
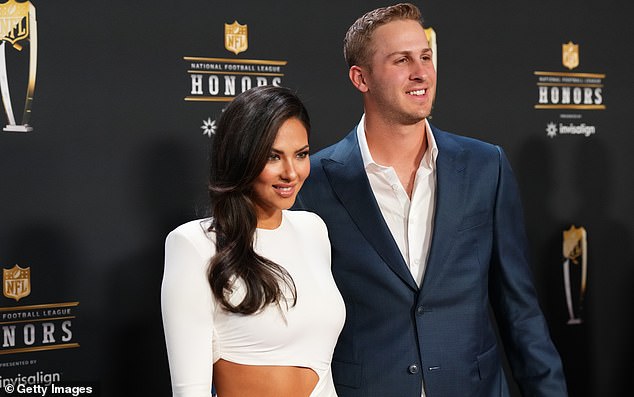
[296,124,567,397]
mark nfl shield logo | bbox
[3,264,31,301]
[562,41,579,70]
[0,0,32,47]
[225,21,248,55]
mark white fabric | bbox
[356,114,438,287]
[161,210,345,397]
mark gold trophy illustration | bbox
[0,0,37,132]
[562,225,587,324]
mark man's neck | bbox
[364,114,428,168]
[363,114,429,198]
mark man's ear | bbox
[349,66,369,93]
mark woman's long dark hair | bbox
[207,86,310,314]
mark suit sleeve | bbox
[489,146,568,396]
[161,229,215,397]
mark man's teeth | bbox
[408,89,426,95]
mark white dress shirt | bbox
[356,115,438,287]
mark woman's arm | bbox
[161,225,215,397]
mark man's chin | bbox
[401,113,429,126]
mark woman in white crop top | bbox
[161,86,345,397]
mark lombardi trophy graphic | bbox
[562,225,588,324]
[0,0,37,132]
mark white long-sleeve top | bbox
[161,210,345,397]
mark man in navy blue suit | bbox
[296,3,568,397]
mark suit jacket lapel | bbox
[420,126,468,297]
[322,130,418,291]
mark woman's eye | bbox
[268,154,280,161]
[297,151,309,159]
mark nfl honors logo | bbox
[3,264,31,301]
[185,19,286,104]
[534,41,605,115]
[225,20,248,55]
[562,41,579,70]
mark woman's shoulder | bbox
[283,210,329,237]
[284,210,326,227]
[163,219,216,275]
[166,218,215,248]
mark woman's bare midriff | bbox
[213,359,319,397]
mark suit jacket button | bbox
[416,306,424,315]
[408,364,419,374]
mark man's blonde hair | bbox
[343,3,423,68]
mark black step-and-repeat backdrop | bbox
[0,1,632,396]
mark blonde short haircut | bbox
[343,3,423,68]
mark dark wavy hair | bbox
[207,85,310,314]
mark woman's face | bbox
[252,117,310,229]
